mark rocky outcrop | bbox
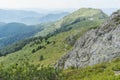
[56,10,120,69]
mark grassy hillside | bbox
[36,8,107,36]
[0,8,111,80]
[63,58,120,80]
[0,50,120,80]
[0,8,108,67]
[0,20,105,67]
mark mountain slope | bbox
[0,8,107,67]
[39,12,69,23]
[36,8,107,36]
[56,10,120,69]
[63,58,120,80]
[0,22,43,48]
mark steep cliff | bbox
[56,10,120,69]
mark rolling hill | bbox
[36,8,108,36]
[0,8,108,66]
[0,22,43,48]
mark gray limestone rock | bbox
[56,10,120,69]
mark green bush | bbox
[0,62,63,80]
[32,49,36,53]
[40,55,44,61]
[112,63,120,71]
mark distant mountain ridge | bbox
[0,9,43,25]
[39,12,69,23]
[0,9,69,25]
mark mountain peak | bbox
[68,8,106,17]
[56,9,120,69]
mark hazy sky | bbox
[0,0,119,9]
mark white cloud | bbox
[0,0,119,9]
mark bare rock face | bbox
[56,10,120,69]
